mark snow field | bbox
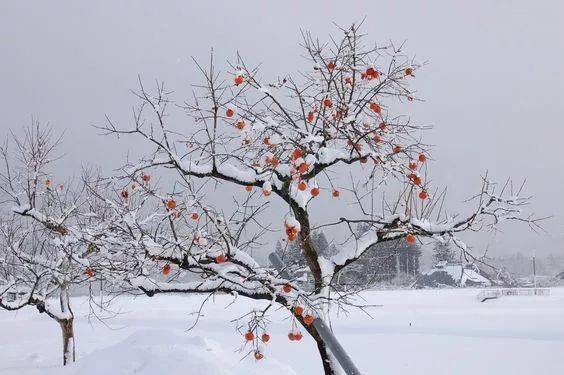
[1,288,563,374]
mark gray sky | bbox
[1,0,562,260]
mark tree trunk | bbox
[56,282,75,366]
[300,319,338,375]
[316,338,338,375]
[59,318,75,366]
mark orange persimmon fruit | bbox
[162,264,171,276]
[234,75,244,86]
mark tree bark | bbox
[59,318,75,366]
[58,284,75,366]
[316,338,338,375]
[300,318,338,375]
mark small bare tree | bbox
[0,218,82,365]
[0,124,102,365]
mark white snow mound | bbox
[61,329,298,375]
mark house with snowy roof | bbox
[414,261,492,288]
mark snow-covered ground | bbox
[1,288,563,374]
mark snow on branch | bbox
[327,176,541,276]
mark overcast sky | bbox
[1,1,562,261]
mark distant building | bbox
[414,261,492,288]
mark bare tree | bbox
[0,219,81,365]
[92,23,541,374]
[0,124,103,365]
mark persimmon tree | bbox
[0,218,82,365]
[0,125,107,365]
[97,24,539,374]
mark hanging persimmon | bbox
[245,331,254,341]
[418,154,426,162]
[332,189,340,198]
[310,187,320,197]
[298,163,309,174]
[287,227,298,239]
[307,112,315,123]
[406,234,416,244]
[294,332,303,341]
[215,254,227,264]
[283,284,292,293]
[191,213,199,220]
[294,306,304,316]
[254,351,264,361]
[392,145,402,154]
[419,190,428,200]
[261,333,270,343]
[292,148,303,160]
[405,67,414,77]
[288,332,295,341]
[304,314,314,325]
[360,157,368,164]
[409,162,417,170]
[234,75,244,86]
[162,264,171,276]
[323,98,333,108]
[262,188,271,197]
[235,119,246,130]
[263,137,270,145]
[226,108,234,118]
[370,102,382,114]
[245,185,253,192]
[373,135,382,143]
[141,174,151,183]
[366,67,379,80]
[121,189,129,199]
[327,61,335,72]
[166,199,177,210]
[84,268,94,278]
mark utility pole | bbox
[532,251,537,288]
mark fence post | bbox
[268,253,363,375]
